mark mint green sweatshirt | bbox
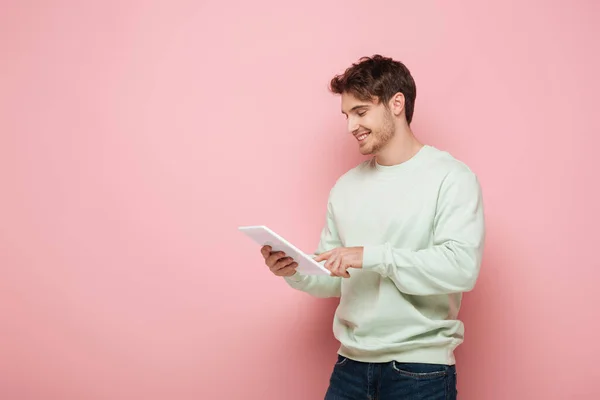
[284,145,485,365]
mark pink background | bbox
[1,1,598,399]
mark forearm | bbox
[284,188,344,298]
[363,240,483,295]
[284,272,341,298]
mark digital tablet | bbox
[238,225,331,276]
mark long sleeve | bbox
[362,168,485,295]
[284,194,342,298]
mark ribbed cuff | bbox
[362,244,387,274]
[284,271,306,283]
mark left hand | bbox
[314,247,363,278]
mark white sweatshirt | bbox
[284,145,485,365]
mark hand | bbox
[314,247,363,278]
[260,245,298,277]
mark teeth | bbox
[358,133,369,141]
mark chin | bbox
[358,141,376,155]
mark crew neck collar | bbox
[373,144,431,173]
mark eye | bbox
[357,111,366,117]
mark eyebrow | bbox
[342,105,369,116]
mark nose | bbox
[347,116,359,134]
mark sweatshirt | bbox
[284,145,485,365]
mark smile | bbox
[357,132,370,141]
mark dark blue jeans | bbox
[324,355,457,400]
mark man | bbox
[261,55,485,400]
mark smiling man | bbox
[260,55,485,400]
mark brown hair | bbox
[329,55,417,124]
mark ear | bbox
[388,92,405,117]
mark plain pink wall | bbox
[1,1,598,399]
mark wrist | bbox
[284,271,305,282]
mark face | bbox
[340,92,396,156]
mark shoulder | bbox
[425,145,479,182]
[423,146,482,199]
[332,159,371,185]
[326,159,372,198]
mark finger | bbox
[326,255,338,276]
[340,263,351,278]
[335,258,350,278]
[266,251,286,267]
[271,256,295,271]
[324,254,337,272]
[332,256,343,277]
[314,250,332,262]
[276,263,298,276]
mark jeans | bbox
[324,355,457,400]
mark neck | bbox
[375,125,423,166]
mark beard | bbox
[365,111,396,155]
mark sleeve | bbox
[283,192,343,298]
[362,168,485,295]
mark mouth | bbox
[356,131,370,142]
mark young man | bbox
[261,55,485,400]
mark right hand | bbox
[261,245,298,277]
